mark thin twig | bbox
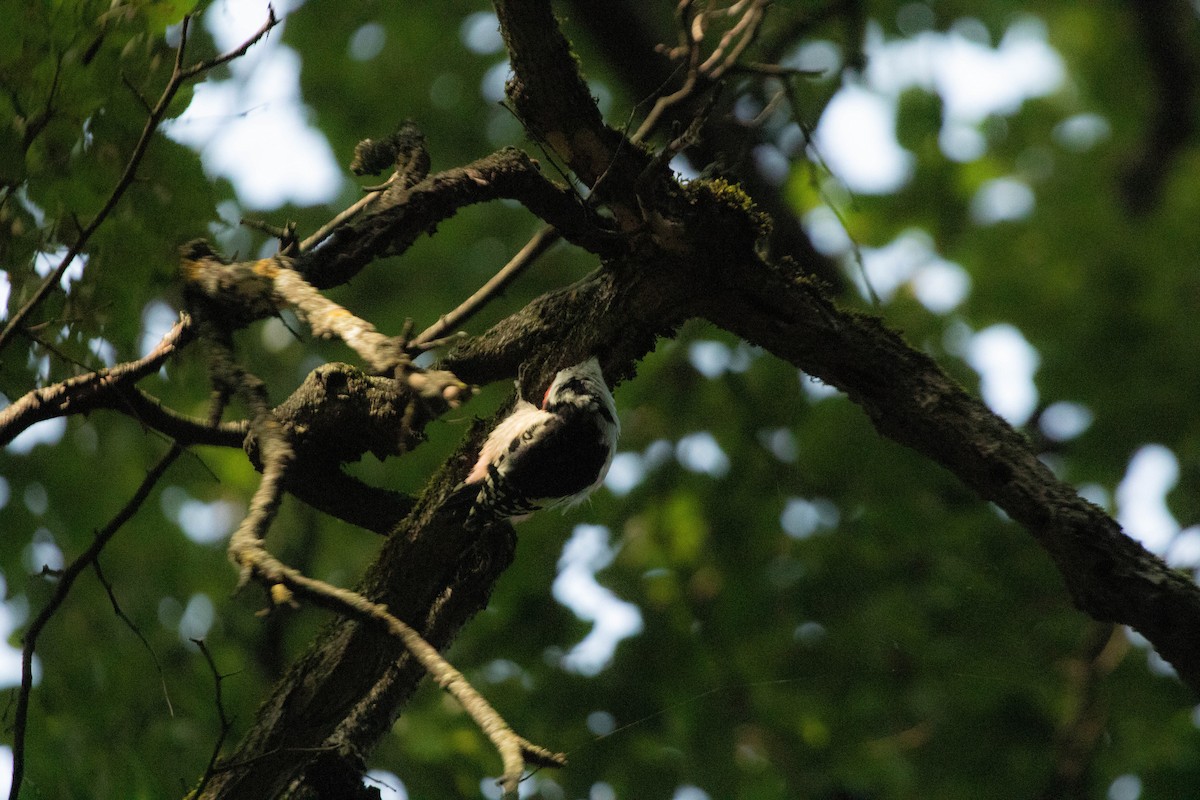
[635,0,704,144]
[0,8,279,355]
[8,445,185,800]
[412,226,561,349]
[92,559,175,717]
[190,639,235,798]
[233,538,567,797]
[299,175,396,253]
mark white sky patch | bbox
[758,427,799,463]
[164,1,343,209]
[687,340,755,378]
[781,39,842,76]
[604,452,644,496]
[0,576,29,690]
[800,371,840,401]
[967,323,1039,425]
[553,525,643,676]
[813,85,913,194]
[139,300,181,359]
[589,783,617,800]
[587,710,616,736]
[460,11,504,54]
[670,153,700,181]
[260,314,297,353]
[23,482,48,515]
[1078,482,1111,511]
[673,787,712,800]
[0,747,11,797]
[365,770,408,800]
[858,228,970,312]
[911,258,971,313]
[6,417,67,455]
[1039,401,1093,442]
[781,497,840,539]
[676,432,731,478]
[1117,444,1180,557]
[162,485,243,545]
[178,592,216,642]
[88,337,117,368]
[25,528,63,574]
[33,248,86,291]
[1108,774,1143,800]
[348,23,386,62]
[816,16,1064,192]
[865,17,1064,125]
[803,206,853,257]
[939,122,987,162]
[1053,113,1111,152]
[0,271,10,321]
[480,60,510,104]
[177,498,242,545]
[753,143,791,185]
[689,341,729,378]
[605,441,674,496]
[971,176,1036,225]
[1168,527,1200,569]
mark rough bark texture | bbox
[197,1,1200,797]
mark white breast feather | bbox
[465,399,549,484]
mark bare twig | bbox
[9,444,186,800]
[232,538,566,798]
[298,184,390,252]
[0,8,279,355]
[636,0,772,145]
[92,559,174,717]
[412,226,562,348]
[636,0,704,143]
[0,313,193,446]
[107,387,248,448]
[190,639,236,798]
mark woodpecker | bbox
[457,357,619,528]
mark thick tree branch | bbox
[493,1,654,225]
[698,255,1200,690]
[296,147,620,289]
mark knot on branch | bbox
[180,240,280,327]
[247,362,467,467]
[678,177,771,259]
[350,120,431,189]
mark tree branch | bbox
[0,313,193,446]
[295,147,620,290]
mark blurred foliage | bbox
[3,1,1200,799]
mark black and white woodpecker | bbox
[457,357,619,528]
